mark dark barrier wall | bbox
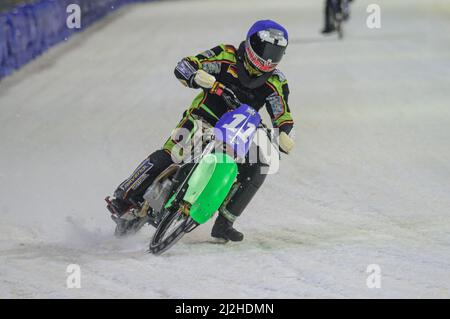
[0,0,150,80]
[0,1,37,13]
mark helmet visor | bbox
[246,31,287,72]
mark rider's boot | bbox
[321,24,335,34]
[106,197,135,217]
[321,0,336,34]
[106,196,139,236]
[211,212,244,242]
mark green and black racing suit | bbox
[114,43,295,223]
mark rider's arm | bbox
[174,44,236,88]
[265,71,294,135]
[265,71,295,154]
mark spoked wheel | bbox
[329,1,344,40]
[336,16,343,39]
[334,11,344,39]
[149,209,198,255]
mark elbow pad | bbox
[174,59,199,88]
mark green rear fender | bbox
[183,152,238,224]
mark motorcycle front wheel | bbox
[149,209,197,255]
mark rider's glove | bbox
[210,83,241,109]
[210,81,225,95]
[193,70,216,89]
[279,131,294,154]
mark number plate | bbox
[215,104,261,158]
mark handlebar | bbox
[215,83,281,158]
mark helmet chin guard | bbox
[236,42,273,89]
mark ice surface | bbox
[0,0,449,298]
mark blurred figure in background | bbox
[322,0,353,34]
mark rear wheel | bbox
[335,11,344,39]
[329,1,344,39]
[149,208,197,255]
[337,20,343,39]
[336,1,345,39]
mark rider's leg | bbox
[109,111,201,216]
[109,149,173,215]
[321,0,336,34]
[211,158,269,242]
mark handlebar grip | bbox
[218,85,241,109]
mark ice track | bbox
[0,0,450,298]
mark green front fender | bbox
[183,152,238,224]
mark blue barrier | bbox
[0,14,10,78]
[0,0,149,80]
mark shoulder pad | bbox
[199,49,216,59]
[223,44,237,54]
[271,69,287,83]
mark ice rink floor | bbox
[0,0,449,298]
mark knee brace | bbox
[220,161,269,221]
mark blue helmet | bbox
[245,20,288,73]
